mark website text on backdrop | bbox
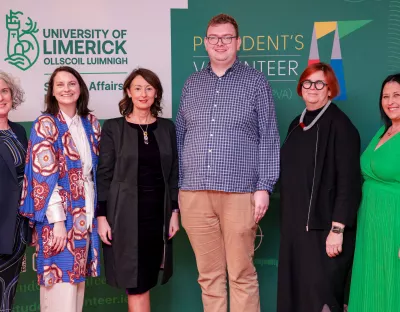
[96,68,179,312]
[277,62,361,312]
[348,73,400,312]
[0,71,29,312]
[176,13,280,312]
[19,66,101,312]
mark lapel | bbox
[153,119,169,182]
[55,112,97,169]
[121,117,139,180]
[310,106,333,208]
[55,112,80,163]
[0,136,18,183]
[81,115,97,168]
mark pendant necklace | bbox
[387,126,400,136]
[138,123,149,145]
[299,100,331,131]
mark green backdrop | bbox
[12,0,397,311]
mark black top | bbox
[128,121,164,189]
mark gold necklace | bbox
[135,114,150,145]
[387,126,400,136]
[138,123,149,145]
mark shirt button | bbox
[208,165,210,168]
[212,119,215,122]
[216,90,219,93]
[208,149,212,153]
[210,134,213,137]
[214,104,217,107]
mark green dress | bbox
[349,126,400,311]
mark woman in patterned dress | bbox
[19,66,101,312]
[0,71,28,312]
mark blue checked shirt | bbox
[176,59,280,193]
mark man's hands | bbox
[253,190,270,223]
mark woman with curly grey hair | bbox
[0,71,29,311]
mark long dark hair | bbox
[379,73,400,136]
[44,66,91,116]
[119,68,163,117]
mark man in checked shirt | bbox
[176,13,280,312]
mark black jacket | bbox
[285,103,362,229]
[96,117,178,288]
[0,121,28,254]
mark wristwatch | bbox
[331,226,345,234]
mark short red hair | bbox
[296,62,340,98]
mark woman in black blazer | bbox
[97,68,179,312]
[0,71,29,311]
[278,63,361,312]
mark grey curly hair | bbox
[0,71,25,109]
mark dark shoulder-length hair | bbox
[297,62,340,99]
[44,66,91,116]
[380,73,400,136]
[119,68,163,117]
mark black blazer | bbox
[97,117,178,288]
[285,103,362,229]
[0,121,28,254]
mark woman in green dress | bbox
[349,73,400,311]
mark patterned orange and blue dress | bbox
[19,112,101,286]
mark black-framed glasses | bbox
[301,80,327,90]
[206,36,237,45]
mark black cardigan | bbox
[285,103,362,229]
[96,117,178,288]
[0,121,28,254]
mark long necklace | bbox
[138,123,149,145]
[299,100,331,131]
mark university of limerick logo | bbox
[5,10,40,71]
[309,20,372,100]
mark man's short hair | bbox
[206,14,239,37]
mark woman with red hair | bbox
[277,62,361,312]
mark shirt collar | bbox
[207,58,240,77]
[60,110,80,128]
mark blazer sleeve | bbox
[332,116,362,227]
[169,121,179,208]
[96,120,116,205]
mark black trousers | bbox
[0,215,28,312]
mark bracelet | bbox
[172,209,180,214]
